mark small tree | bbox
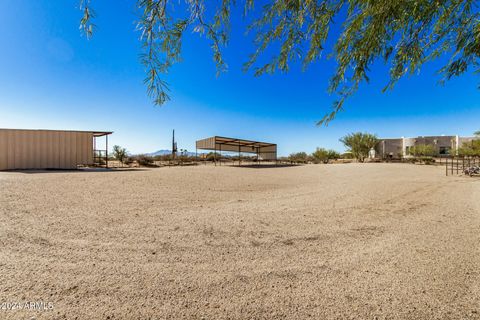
[312,148,340,164]
[112,145,128,164]
[458,140,480,156]
[312,148,329,163]
[340,133,378,162]
[458,130,480,156]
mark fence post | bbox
[446,157,448,176]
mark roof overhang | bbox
[0,128,113,137]
[92,131,113,137]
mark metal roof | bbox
[0,128,112,137]
[205,136,276,148]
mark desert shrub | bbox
[327,150,341,160]
[124,157,134,165]
[135,155,155,166]
[288,152,308,164]
[153,154,172,161]
[312,148,328,163]
[410,144,437,157]
[312,148,340,164]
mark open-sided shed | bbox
[0,129,112,170]
[196,136,277,163]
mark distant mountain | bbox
[147,149,172,156]
[146,150,197,157]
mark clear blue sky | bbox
[1,1,479,156]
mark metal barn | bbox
[0,129,112,170]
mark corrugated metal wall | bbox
[0,129,93,170]
[258,145,277,160]
[196,137,216,150]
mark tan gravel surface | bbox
[0,164,479,319]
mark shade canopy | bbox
[196,136,277,160]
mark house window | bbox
[439,146,450,155]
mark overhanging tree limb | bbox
[79,0,480,125]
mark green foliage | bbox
[409,144,437,157]
[288,152,308,164]
[340,133,378,162]
[78,1,480,124]
[458,139,480,156]
[341,152,354,159]
[327,150,341,160]
[474,130,480,137]
[112,145,128,164]
[79,0,95,39]
[311,148,328,163]
[311,148,340,164]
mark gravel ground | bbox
[0,163,479,320]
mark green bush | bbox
[409,144,437,157]
[312,148,340,164]
[288,152,308,164]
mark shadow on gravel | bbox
[233,164,301,169]
[3,168,151,174]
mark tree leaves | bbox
[79,0,95,39]
[340,132,378,162]
[79,0,480,124]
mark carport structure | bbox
[196,136,277,165]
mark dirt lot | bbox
[0,164,479,319]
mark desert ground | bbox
[0,163,479,319]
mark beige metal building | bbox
[196,136,277,161]
[0,129,112,170]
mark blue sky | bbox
[1,1,479,156]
